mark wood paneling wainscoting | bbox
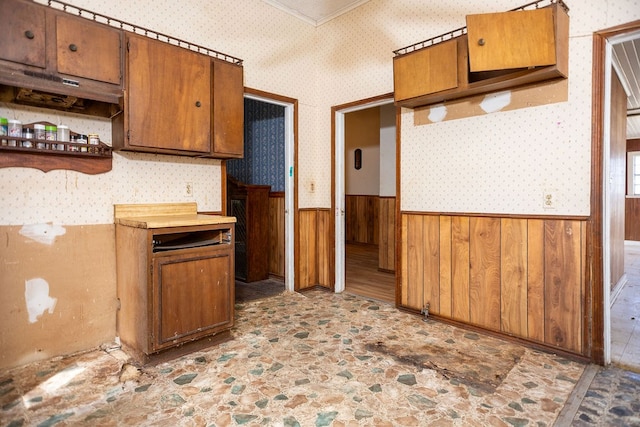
[298,208,332,290]
[346,195,378,245]
[268,192,285,278]
[345,195,396,272]
[379,197,396,272]
[626,198,640,241]
[400,213,588,356]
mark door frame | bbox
[243,88,298,292]
[591,21,640,364]
[331,93,395,293]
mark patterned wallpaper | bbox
[227,99,286,192]
[2,0,640,224]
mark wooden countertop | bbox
[115,214,236,229]
[114,202,236,229]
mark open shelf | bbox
[0,121,112,174]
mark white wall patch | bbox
[19,223,66,245]
[428,104,447,122]
[25,278,58,323]
[480,91,512,113]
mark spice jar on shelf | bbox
[22,128,34,148]
[8,120,22,147]
[0,118,7,146]
[56,125,69,151]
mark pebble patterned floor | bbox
[570,367,640,426]
[1,290,587,426]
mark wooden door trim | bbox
[331,92,395,294]
[590,20,640,364]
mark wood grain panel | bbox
[626,198,640,241]
[469,217,501,331]
[298,210,317,289]
[501,218,528,336]
[398,213,587,355]
[527,220,545,342]
[345,195,379,245]
[268,194,285,277]
[451,216,470,322]
[401,214,409,306]
[610,71,627,288]
[404,214,424,309]
[544,220,582,353]
[317,209,332,287]
[439,216,452,317]
[423,215,440,312]
[378,197,396,271]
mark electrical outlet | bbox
[543,190,555,209]
[186,182,193,197]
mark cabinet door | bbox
[152,252,233,351]
[212,59,244,158]
[393,38,459,101]
[466,7,556,72]
[56,14,122,85]
[127,35,211,153]
[0,0,46,68]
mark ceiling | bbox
[262,0,370,26]
[263,1,640,139]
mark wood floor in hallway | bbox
[345,243,395,304]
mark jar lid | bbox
[8,119,21,124]
[34,124,45,129]
[45,125,57,130]
[57,124,69,129]
[0,118,7,124]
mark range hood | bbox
[0,73,123,118]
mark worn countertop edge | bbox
[115,214,237,229]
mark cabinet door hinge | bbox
[127,40,130,52]
[127,130,131,141]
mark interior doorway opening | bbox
[229,90,296,301]
[333,95,396,302]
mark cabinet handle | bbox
[195,101,202,107]
[478,38,485,46]
[69,43,78,52]
[24,30,35,39]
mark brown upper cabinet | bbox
[114,34,212,155]
[112,34,244,158]
[212,59,244,159]
[0,0,123,115]
[393,1,569,108]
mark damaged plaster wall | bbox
[0,225,116,370]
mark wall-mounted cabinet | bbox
[112,34,244,158]
[393,1,569,108]
[113,34,212,155]
[0,0,124,117]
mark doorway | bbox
[594,23,640,366]
[230,89,297,297]
[333,94,396,302]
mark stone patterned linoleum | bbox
[1,290,586,426]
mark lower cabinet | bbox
[116,222,235,361]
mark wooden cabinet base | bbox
[121,330,232,366]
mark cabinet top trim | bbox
[42,0,243,66]
[392,0,569,57]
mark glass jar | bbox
[34,123,45,139]
[22,128,34,148]
[0,117,7,146]
[8,119,22,147]
[56,125,69,151]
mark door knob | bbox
[478,38,485,46]
[24,30,35,39]
[69,43,78,52]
